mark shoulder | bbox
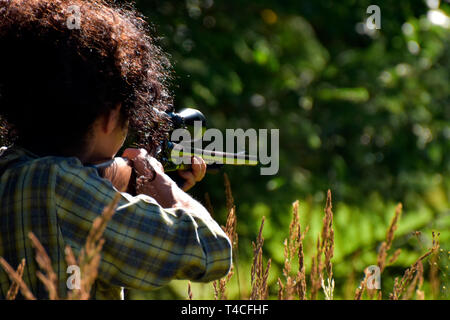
[8,151,115,194]
[22,155,101,184]
[52,157,116,194]
[0,146,95,178]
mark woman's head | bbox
[0,0,173,156]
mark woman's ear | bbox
[102,103,122,134]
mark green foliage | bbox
[127,0,450,299]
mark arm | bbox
[54,157,232,290]
[98,152,206,194]
[121,148,207,213]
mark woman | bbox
[0,0,231,299]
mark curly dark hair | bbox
[0,0,173,156]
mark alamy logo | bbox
[365,265,381,289]
[171,122,280,175]
[366,5,381,30]
[66,5,81,30]
[66,265,81,290]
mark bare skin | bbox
[80,104,207,209]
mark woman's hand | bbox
[122,148,178,208]
[122,148,209,214]
[177,156,207,191]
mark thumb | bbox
[122,148,147,160]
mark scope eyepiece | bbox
[167,108,206,128]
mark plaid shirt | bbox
[0,146,232,300]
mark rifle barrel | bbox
[171,143,258,166]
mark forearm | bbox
[137,169,212,220]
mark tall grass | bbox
[199,175,444,301]
[0,176,446,300]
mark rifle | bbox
[95,108,258,193]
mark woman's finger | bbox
[122,148,146,160]
[122,148,163,178]
[191,156,206,182]
[178,170,196,191]
[200,158,207,180]
[122,148,149,176]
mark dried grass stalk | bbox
[429,247,439,299]
[377,203,402,273]
[214,264,234,300]
[310,236,320,299]
[354,278,366,300]
[1,193,119,300]
[224,173,234,213]
[250,217,271,300]
[213,280,219,300]
[322,190,334,281]
[390,232,440,300]
[279,200,308,300]
[403,260,423,300]
[311,190,334,300]
[212,174,239,300]
[28,232,59,300]
[388,248,402,265]
[415,261,425,300]
[321,277,335,300]
[277,277,284,300]
[0,257,35,300]
[67,193,120,300]
[6,259,25,300]
[297,223,308,300]
[187,281,193,300]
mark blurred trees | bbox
[132,0,449,298]
[136,0,449,216]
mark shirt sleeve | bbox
[53,158,232,290]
